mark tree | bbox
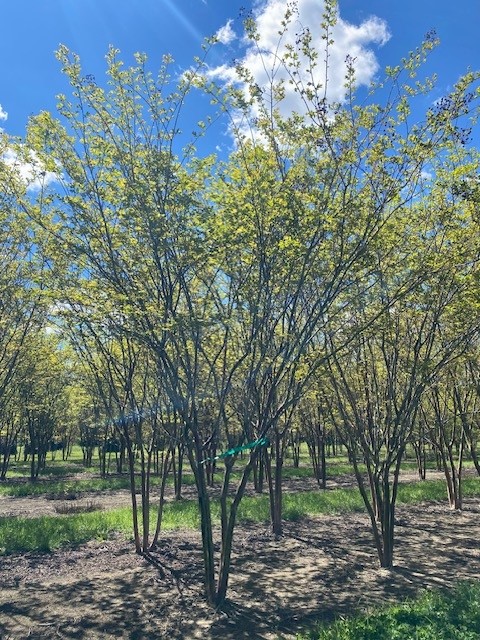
[23,3,480,606]
[420,359,479,509]
[324,211,480,566]
[16,334,71,480]
[0,132,47,478]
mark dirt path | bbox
[0,468,457,519]
[0,498,479,639]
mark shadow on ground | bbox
[0,499,479,639]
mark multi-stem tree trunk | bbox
[252,448,266,493]
[468,437,480,476]
[438,432,465,510]
[0,417,19,480]
[187,431,217,605]
[290,429,301,468]
[426,382,467,510]
[172,443,185,500]
[351,448,404,568]
[411,417,428,480]
[150,448,172,548]
[306,424,327,489]
[265,426,286,538]
[216,451,259,605]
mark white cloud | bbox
[207,0,390,136]
[215,19,236,45]
[2,147,58,192]
[0,104,7,134]
[0,107,56,194]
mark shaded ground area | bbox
[0,499,479,639]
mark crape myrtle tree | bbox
[298,392,329,488]
[464,359,480,476]
[325,286,478,568]
[61,303,173,553]
[24,2,480,606]
[0,132,48,478]
[16,333,72,480]
[321,28,480,567]
[0,368,24,479]
[419,358,479,510]
[24,45,232,599]
[324,185,480,567]
[205,4,480,545]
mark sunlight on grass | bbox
[0,508,133,554]
[0,477,132,497]
[298,581,480,640]
[0,472,478,555]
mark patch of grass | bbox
[298,581,480,640]
[0,477,132,498]
[283,466,318,479]
[0,499,206,554]
[280,461,363,479]
[397,477,480,504]
[0,508,133,554]
[284,488,365,517]
[0,472,200,498]
[161,499,202,529]
[38,464,87,477]
[231,486,366,524]
[236,494,270,522]
[397,479,449,504]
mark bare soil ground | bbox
[0,496,479,640]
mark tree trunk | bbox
[267,429,284,538]
[412,440,427,480]
[150,449,172,548]
[173,443,184,500]
[216,453,257,606]
[124,441,142,553]
[188,439,216,606]
[252,449,265,493]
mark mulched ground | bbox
[0,497,479,639]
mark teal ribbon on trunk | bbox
[200,436,269,465]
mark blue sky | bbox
[1,0,479,146]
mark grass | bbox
[234,487,366,523]
[298,581,480,639]
[397,477,480,503]
[1,476,478,555]
[0,501,204,553]
[0,508,133,553]
[0,476,132,497]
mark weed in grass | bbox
[54,501,104,515]
[284,507,303,522]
